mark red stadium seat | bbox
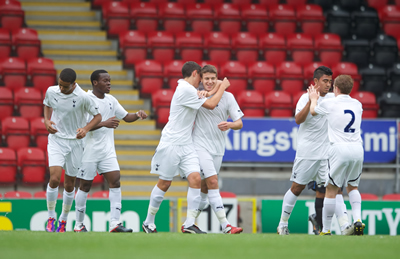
[303,62,325,86]
[0,57,27,91]
[186,4,214,34]
[147,31,175,63]
[286,0,307,7]
[17,147,46,184]
[159,3,186,33]
[2,116,30,151]
[379,5,400,38]
[30,117,48,152]
[0,88,14,121]
[248,61,276,95]
[14,88,43,118]
[204,32,232,65]
[34,190,61,199]
[259,33,286,65]
[0,0,24,31]
[4,191,32,198]
[332,62,361,93]
[292,91,306,109]
[220,61,248,95]
[236,90,265,117]
[163,60,185,90]
[286,33,314,65]
[276,62,304,96]
[269,4,297,36]
[119,30,147,66]
[91,190,109,198]
[231,32,259,65]
[382,193,400,201]
[314,33,343,66]
[241,4,269,36]
[175,32,203,62]
[156,107,170,128]
[176,0,196,3]
[130,2,158,32]
[265,91,293,117]
[92,173,104,185]
[214,4,241,35]
[11,28,41,60]
[135,60,164,97]
[0,147,17,184]
[26,57,56,95]
[350,91,379,118]
[366,0,388,9]
[0,28,11,59]
[259,0,279,6]
[102,1,130,37]
[296,4,325,36]
[152,89,174,111]
[92,0,113,8]
[203,0,224,4]
[360,193,379,200]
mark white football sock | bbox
[279,189,297,226]
[74,189,88,227]
[109,187,122,228]
[184,187,201,228]
[144,185,165,225]
[46,183,58,219]
[322,198,336,233]
[349,189,362,223]
[208,189,229,229]
[198,192,209,210]
[335,194,349,231]
[59,188,75,222]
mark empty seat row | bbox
[0,28,41,60]
[0,0,25,31]
[120,31,344,66]
[0,87,44,119]
[0,116,47,152]
[0,189,109,199]
[102,2,325,36]
[0,57,57,94]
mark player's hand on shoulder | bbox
[136,110,148,120]
[197,90,208,98]
[104,116,120,128]
[44,119,58,134]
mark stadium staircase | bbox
[19,0,188,197]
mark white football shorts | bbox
[150,142,200,181]
[78,157,120,180]
[327,143,364,188]
[291,158,328,185]
[47,134,84,177]
[196,147,223,180]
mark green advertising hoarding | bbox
[262,200,400,235]
[0,199,169,232]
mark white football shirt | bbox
[82,90,128,162]
[314,95,363,144]
[193,92,244,156]
[295,92,334,159]
[159,79,206,145]
[43,84,100,140]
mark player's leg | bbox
[198,179,209,214]
[46,166,62,232]
[321,183,338,235]
[74,178,92,232]
[335,188,352,235]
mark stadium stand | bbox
[130,2,158,32]
[214,4,242,35]
[220,61,248,96]
[0,57,27,91]
[0,88,14,120]
[147,31,175,63]
[269,4,297,36]
[26,57,57,95]
[11,28,41,60]
[14,87,43,118]
[33,190,61,199]
[29,117,48,152]
[4,190,32,198]
[159,2,186,33]
[17,147,46,185]
[248,61,276,95]
[231,32,259,65]
[163,60,185,90]
[0,147,17,184]
[275,61,304,96]
[1,116,30,151]
[296,4,325,36]
[286,33,314,65]
[204,32,232,65]
[186,4,214,34]
[102,1,130,37]
[134,60,163,97]
[0,0,24,31]
[359,65,387,96]
[0,28,12,59]
[259,33,286,65]
[91,190,109,198]
[175,32,203,62]
[360,193,379,200]
[382,193,400,201]
[241,4,269,35]
[236,90,265,117]
[264,91,293,117]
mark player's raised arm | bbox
[217,118,243,131]
[309,87,320,116]
[123,110,148,122]
[202,78,230,110]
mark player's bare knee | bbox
[108,179,120,189]
[187,172,201,188]
[157,179,171,191]
[80,180,92,192]
[290,182,305,196]
[49,177,60,188]
[206,177,218,189]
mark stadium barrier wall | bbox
[261,199,400,236]
[0,199,169,232]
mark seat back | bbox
[231,32,259,65]
[0,57,27,90]
[276,62,304,96]
[0,147,17,184]
[269,4,297,36]
[4,191,32,198]
[163,60,185,90]
[14,87,43,118]
[135,60,164,97]
[130,2,158,32]
[314,33,343,65]
[248,61,276,95]
[26,57,56,94]
[286,33,314,65]
[214,4,241,35]
[0,28,12,59]
[204,32,232,65]
[17,147,46,184]
[186,4,214,34]
[147,31,175,63]
[0,88,14,120]
[175,32,203,62]
[259,33,286,65]
[332,62,361,92]
[159,3,186,33]
[220,61,248,95]
[2,116,30,150]
[296,4,324,36]
[265,91,293,117]
[11,28,41,60]
[30,117,48,152]
[102,1,130,36]
[119,30,147,66]
[241,4,268,35]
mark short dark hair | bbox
[201,65,218,77]
[59,68,76,83]
[313,66,333,80]
[182,61,201,78]
[90,69,108,85]
[334,75,353,94]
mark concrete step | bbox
[119,160,151,171]
[115,139,159,151]
[25,11,99,21]
[42,40,114,51]
[68,70,131,81]
[43,50,118,61]
[121,170,155,177]
[115,130,160,140]
[27,20,100,30]
[79,81,134,91]
[38,30,107,41]
[109,90,139,100]
[54,60,123,71]
[117,118,156,131]
[21,1,90,12]
[116,150,154,161]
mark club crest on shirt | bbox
[72,99,76,107]
[109,103,112,110]
[155,164,160,171]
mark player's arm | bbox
[218,118,243,132]
[295,100,311,125]
[76,113,102,139]
[123,110,148,122]
[44,105,57,134]
[202,78,230,110]
[206,80,223,97]
[309,87,320,116]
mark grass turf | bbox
[0,232,399,259]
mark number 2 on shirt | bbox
[344,110,355,133]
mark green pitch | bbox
[0,232,399,259]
